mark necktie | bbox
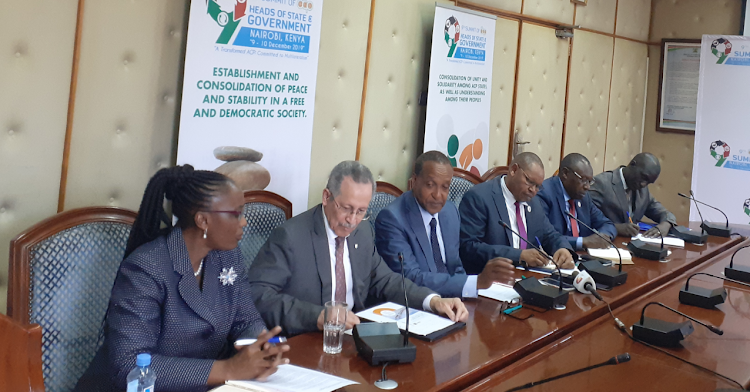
[429,218,448,273]
[334,237,346,303]
[515,201,527,250]
[568,200,579,237]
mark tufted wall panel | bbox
[643,0,742,223]
[487,18,519,168]
[463,0,522,13]
[513,23,569,177]
[358,0,453,189]
[63,1,189,210]
[522,0,574,25]
[614,0,651,42]
[0,0,78,313]
[563,31,614,173]
[604,39,647,171]
[307,0,372,207]
[574,0,617,35]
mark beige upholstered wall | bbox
[0,0,656,312]
[643,0,743,223]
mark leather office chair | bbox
[481,166,510,182]
[0,313,45,392]
[449,168,483,208]
[8,207,137,392]
[239,190,292,268]
[365,181,403,225]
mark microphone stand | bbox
[680,272,750,309]
[505,353,631,392]
[726,244,750,283]
[498,220,564,292]
[632,301,723,347]
[627,225,667,261]
[398,253,410,347]
[566,211,628,286]
[676,191,731,237]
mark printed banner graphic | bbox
[176,0,324,215]
[424,5,496,177]
[691,35,750,224]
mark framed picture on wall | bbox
[656,39,702,134]
[570,0,588,4]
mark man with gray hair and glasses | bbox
[249,161,468,337]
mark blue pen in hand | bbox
[234,336,287,346]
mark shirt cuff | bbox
[463,275,479,298]
[576,237,583,250]
[423,294,440,312]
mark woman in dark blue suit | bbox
[75,165,289,392]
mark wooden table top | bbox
[464,238,750,392]
[283,226,743,392]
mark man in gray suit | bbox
[589,152,676,238]
[248,161,469,337]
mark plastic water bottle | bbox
[126,353,156,392]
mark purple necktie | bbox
[515,201,527,250]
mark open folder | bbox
[587,248,634,264]
[357,302,465,342]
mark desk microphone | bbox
[632,301,723,347]
[505,353,631,391]
[679,272,750,309]
[398,252,410,346]
[726,244,750,283]
[571,270,602,300]
[498,220,569,309]
[627,225,667,260]
[566,211,628,286]
[677,191,731,237]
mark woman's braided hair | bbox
[124,164,232,258]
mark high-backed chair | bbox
[450,168,483,208]
[365,181,403,224]
[481,166,510,182]
[239,190,292,268]
[0,313,45,392]
[8,207,137,392]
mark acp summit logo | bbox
[207,0,247,44]
[710,140,730,167]
[744,199,750,222]
[711,37,750,66]
[442,15,487,62]
[711,38,732,64]
[710,140,750,171]
[444,16,461,58]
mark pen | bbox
[503,304,523,315]
[627,212,633,224]
[235,336,287,346]
[535,236,550,260]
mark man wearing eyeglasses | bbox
[248,161,468,337]
[589,152,676,238]
[459,152,576,275]
[535,153,616,250]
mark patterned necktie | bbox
[515,201,527,250]
[334,237,346,303]
[429,218,448,273]
[568,200,579,237]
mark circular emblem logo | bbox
[711,38,732,64]
[710,140,730,167]
[744,199,750,221]
[444,16,460,57]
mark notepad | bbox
[587,248,634,264]
[357,302,457,336]
[631,234,685,248]
[479,282,521,302]
[223,364,358,392]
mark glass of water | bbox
[323,301,347,354]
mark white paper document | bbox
[479,282,521,302]
[587,248,634,264]
[356,302,456,336]
[631,234,685,248]
[224,364,358,392]
[515,264,576,276]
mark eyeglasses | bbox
[499,297,523,314]
[204,210,244,220]
[572,170,595,186]
[328,193,369,220]
[518,167,543,192]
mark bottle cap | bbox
[136,353,151,367]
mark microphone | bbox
[566,211,628,287]
[398,252,410,347]
[680,192,707,235]
[677,192,731,237]
[571,270,603,300]
[505,353,631,391]
[680,272,750,309]
[632,301,723,347]
[627,225,667,260]
[726,244,750,283]
[498,220,570,309]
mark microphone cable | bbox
[602,298,745,390]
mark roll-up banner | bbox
[176,0,324,215]
[424,4,496,177]
[691,35,750,224]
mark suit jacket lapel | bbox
[405,192,434,272]
[170,229,217,328]
[555,179,572,234]
[311,206,333,305]
[491,178,513,244]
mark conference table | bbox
[282,223,746,392]
[464,237,750,392]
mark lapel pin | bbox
[527,205,531,213]
[219,267,237,286]
[355,243,358,249]
[577,201,581,208]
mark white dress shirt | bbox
[323,213,439,311]
[415,199,478,298]
[500,176,528,249]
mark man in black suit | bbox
[459,152,575,275]
[248,161,468,336]
[589,152,676,238]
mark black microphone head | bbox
[398,252,404,262]
[677,192,689,198]
[612,353,631,364]
[690,190,695,197]
[708,325,724,336]
[499,220,510,229]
